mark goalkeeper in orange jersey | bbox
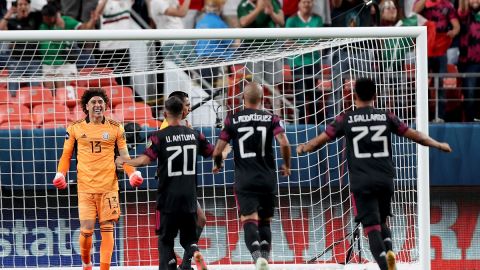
[52,88,144,270]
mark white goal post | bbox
[0,27,429,270]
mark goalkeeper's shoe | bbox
[386,250,397,270]
[82,262,92,270]
[255,257,270,270]
[193,251,208,270]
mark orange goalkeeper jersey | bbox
[58,117,128,193]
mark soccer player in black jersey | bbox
[116,96,213,270]
[297,78,452,270]
[212,82,291,270]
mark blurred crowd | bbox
[0,0,478,122]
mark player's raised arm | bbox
[402,128,452,152]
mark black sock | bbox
[158,237,176,270]
[258,220,271,260]
[381,223,393,252]
[243,219,261,262]
[367,227,388,270]
[180,243,199,270]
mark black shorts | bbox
[235,191,276,218]
[155,201,202,235]
[352,189,393,227]
[156,210,198,247]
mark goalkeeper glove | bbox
[53,172,67,189]
[129,171,143,188]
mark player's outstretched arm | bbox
[275,132,291,176]
[117,148,146,188]
[402,128,452,152]
[212,139,229,174]
[297,132,331,155]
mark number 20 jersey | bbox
[219,108,285,194]
[325,106,409,193]
[144,126,214,213]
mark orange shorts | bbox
[78,191,120,223]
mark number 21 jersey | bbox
[219,109,285,194]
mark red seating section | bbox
[114,102,154,121]
[32,103,72,126]
[16,86,54,108]
[55,86,87,108]
[75,68,117,88]
[0,104,32,124]
[104,85,135,108]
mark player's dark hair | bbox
[168,91,189,103]
[165,96,184,117]
[354,78,377,102]
[41,2,58,17]
[81,88,109,114]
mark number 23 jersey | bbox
[325,107,409,193]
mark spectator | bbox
[0,0,43,95]
[29,0,47,12]
[150,0,191,61]
[283,0,331,24]
[237,0,284,28]
[222,0,240,27]
[285,0,323,124]
[413,0,460,122]
[457,0,480,121]
[237,0,284,106]
[331,0,378,27]
[61,0,99,22]
[39,2,98,91]
[329,0,377,120]
[195,0,233,88]
[95,0,134,86]
[182,0,204,28]
[379,0,410,69]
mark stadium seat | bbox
[283,64,292,82]
[114,102,155,122]
[135,118,163,128]
[0,89,12,104]
[104,85,135,107]
[32,103,72,126]
[321,64,332,75]
[0,120,36,129]
[0,69,7,89]
[55,86,87,108]
[15,86,54,108]
[75,67,117,87]
[0,103,31,124]
[444,64,463,120]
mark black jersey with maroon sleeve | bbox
[325,107,408,193]
[219,108,285,194]
[143,126,214,213]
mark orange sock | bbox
[100,223,114,270]
[100,262,111,270]
[79,229,93,264]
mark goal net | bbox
[0,27,429,270]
